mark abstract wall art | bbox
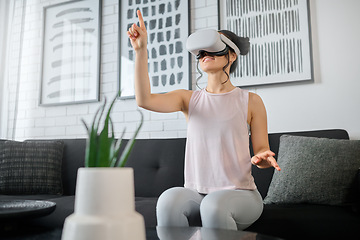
[40,0,101,106]
[119,0,191,98]
[218,0,313,87]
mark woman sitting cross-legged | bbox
[127,10,281,231]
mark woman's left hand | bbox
[251,150,281,171]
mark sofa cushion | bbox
[0,140,64,195]
[29,195,75,228]
[135,197,158,227]
[264,135,360,206]
[250,129,350,199]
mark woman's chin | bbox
[200,65,223,73]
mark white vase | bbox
[61,168,145,240]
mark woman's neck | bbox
[206,74,236,94]
[205,80,236,94]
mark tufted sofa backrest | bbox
[2,129,349,198]
[124,138,186,198]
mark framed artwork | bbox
[40,0,101,106]
[119,0,191,99]
[218,0,313,87]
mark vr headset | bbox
[186,29,240,59]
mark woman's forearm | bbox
[127,10,151,108]
[134,48,151,108]
[128,10,188,114]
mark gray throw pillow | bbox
[264,135,360,206]
[0,140,64,195]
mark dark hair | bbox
[218,30,250,74]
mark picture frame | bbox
[218,0,313,87]
[119,0,191,99]
[40,0,101,106]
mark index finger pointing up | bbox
[137,10,145,28]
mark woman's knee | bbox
[200,190,233,215]
[200,192,237,230]
[199,193,222,217]
[157,187,185,211]
[156,187,203,227]
[200,190,263,230]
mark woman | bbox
[127,10,281,231]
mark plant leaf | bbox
[97,95,117,167]
[83,90,142,168]
[110,127,126,167]
[81,119,89,133]
[116,110,144,167]
[96,97,107,134]
[84,102,105,167]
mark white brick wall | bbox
[3,0,218,140]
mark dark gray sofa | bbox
[0,129,359,240]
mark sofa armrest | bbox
[351,168,360,215]
[353,169,360,214]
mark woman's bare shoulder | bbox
[173,89,194,100]
[248,92,264,106]
[248,92,266,119]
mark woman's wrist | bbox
[135,47,147,55]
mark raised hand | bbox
[127,10,147,51]
[251,150,281,171]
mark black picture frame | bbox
[218,0,313,87]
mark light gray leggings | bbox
[156,187,263,230]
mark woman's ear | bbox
[230,51,237,63]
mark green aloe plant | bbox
[82,93,143,167]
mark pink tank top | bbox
[184,87,256,194]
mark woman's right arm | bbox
[127,10,192,114]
